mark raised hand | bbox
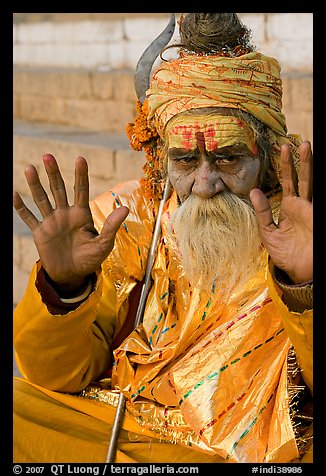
[250,141,313,284]
[13,154,129,294]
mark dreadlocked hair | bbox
[163,13,255,58]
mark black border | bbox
[5,5,322,474]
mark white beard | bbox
[169,192,263,296]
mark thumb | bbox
[100,206,129,244]
[250,188,276,232]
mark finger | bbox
[98,206,129,245]
[280,144,298,197]
[43,154,69,208]
[250,188,276,231]
[24,165,54,218]
[13,191,40,231]
[297,141,313,201]
[74,157,89,207]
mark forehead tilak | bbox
[167,117,254,152]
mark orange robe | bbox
[13,180,313,463]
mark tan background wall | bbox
[13,13,313,305]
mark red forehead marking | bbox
[205,130,215,137]
[195,131,206,153]
[182,140,193,149]
[172,123,223,151]
[207,139,218,150]
[252,143,258,156]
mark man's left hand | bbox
[250,141,313,284]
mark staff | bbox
[105,15,175,463]
[105,180,171,463]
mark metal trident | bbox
[105,14,176,463]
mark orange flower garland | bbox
[126,99,165,200]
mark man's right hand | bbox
[13,154,129,295]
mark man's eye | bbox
[215,155,237,164]
[175,156,196,164]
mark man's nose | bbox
[191,162,225,198]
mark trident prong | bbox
[134,13,176,104]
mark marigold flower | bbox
[125,99,164,199]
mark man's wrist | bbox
[44,273,89,299]
[36,265,95,315]
[270,262,313,313]
[59,278,93,303]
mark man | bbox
[13,13,313,463]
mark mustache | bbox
[175,192,255,225]
[179,191,253,207]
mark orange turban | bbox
[146,52,288,141]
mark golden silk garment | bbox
[88,181,307,463]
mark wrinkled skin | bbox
[250,142,312,284]
[13,134,312,295]
[13,154,129,295]
[167,119,312,284]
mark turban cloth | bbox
[146,52,288,140]
[146,51,303,186]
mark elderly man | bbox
[13,13,312,463]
